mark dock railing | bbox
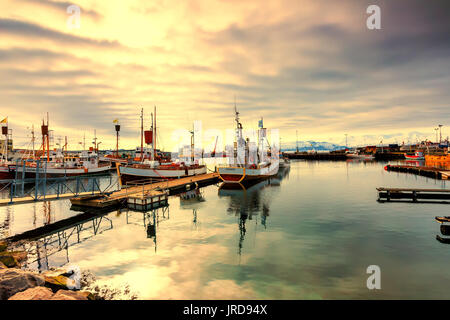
[0,159,114,205]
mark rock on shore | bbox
[9,287,90,300]
[8,286,54,300]
[0,268,45,300]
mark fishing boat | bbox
[119,107,207,182]
[16,116,111,178]
[345,149,375,160]
[0,118,15,181]
[17,150,111,178]
[217,107,279,183]
[404,151,425,160]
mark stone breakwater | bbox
[0,240,95,300]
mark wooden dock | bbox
[70,173,219,208]
[377,187,450,203]
[385,164,450,180]
[0,191,102,207]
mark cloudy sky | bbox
[0,0,449,151]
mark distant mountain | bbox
[281,141,346,152]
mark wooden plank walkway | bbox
[71,173,219,208]
[377,187,450,203]
[0,191,102,207]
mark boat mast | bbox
[1,118,7,162]
[140,108,143,162]
[41,113,50,162]
[190,124,195,163]
[31,124,35,158]
[154,105,156,161]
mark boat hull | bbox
[404,155,425,160]
[119,165,207,182]
[16,165,112,178]
[346,154,374,160]
[0,165,16,181]
[218,162,279,183]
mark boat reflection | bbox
[218,167,290,256]
[125,206,170,252]
[178,188,205,209]
[434,217,450,244]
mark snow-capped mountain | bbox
[281,141,346,152]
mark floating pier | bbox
[385,165,450,180]
[70,172,219,209]
[0,191,103,207]
[377,187,450,203]
[127,190,168,211]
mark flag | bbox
[0,117,7,124]
[258,118,263,128]
[113,119,119,124]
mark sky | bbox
[0,0,449,152]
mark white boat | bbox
[404,151,425,160]
[0,120,16,181]
[346,150,374,160]
[120,160,206,182]
[217,108,279,183]
[119,107,207,182]
[16,150,111,177]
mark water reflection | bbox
[18,211,115,271]
[436,223,450,244]
[126,206,170,252]
[218,166,290,256]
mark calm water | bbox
[1,160,450,299]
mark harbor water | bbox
[1,160,449,299]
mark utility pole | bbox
[439,124,443,144]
